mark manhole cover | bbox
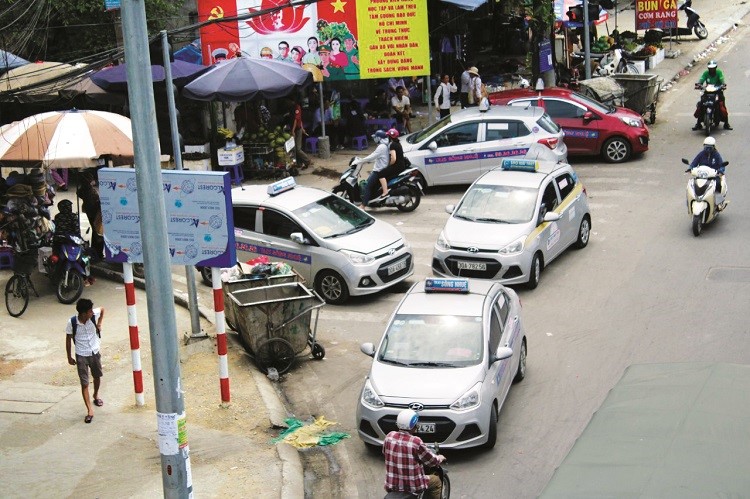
[707,267,750,283]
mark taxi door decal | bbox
[235,241,312,265]
[546,222,561,250]
[562,128,599,139]
[424,148,530,165]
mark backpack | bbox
[70,315,100,339]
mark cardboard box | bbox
[218,146,244,166]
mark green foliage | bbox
[316,20,353,45]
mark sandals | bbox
[93,398,104,407]
[84,415,94,423]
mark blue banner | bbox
[104,0,120,11]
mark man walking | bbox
[459,67,472,109]
[434,74,457,118]
[66,298,105,424]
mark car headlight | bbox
[340,249,375,265]
[498,235,525,255]
[620,116,642,127]
[450,381,482,411]
[436,231,450,250]
[361,378,384,408]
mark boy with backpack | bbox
[65,298,105,423]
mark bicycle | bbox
[5,251,39,317]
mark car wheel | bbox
[574,215,591,249]
[513,339,527,383]
[199,266,213,286]
[527,253,542,290]
[482,405,498,450]
[315,270,350,305]
[602,136,632,163]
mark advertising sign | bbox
[635,0,678,30]
[197,0,429,80]
[539,39,553,73]
[98,169,236,268]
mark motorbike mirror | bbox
[290,232,307,245]
[681,158,690,165]
[360,342,375,357]
[722,161,729,166]
[492,346,513,363]
[428,141,438,152]
[445,204,455,214]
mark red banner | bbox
[635,0,678,30]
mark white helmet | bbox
[707,60,718,69]
[396,409,419,431]
[703,136,716,148]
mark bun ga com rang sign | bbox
[197,0,429,80]
[635,0,678,30]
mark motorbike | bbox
[333,157,423,212]
[43,233,92,303]
[385,443,450,499]
[594,48,640,76]
[663,0,708,40]
[682,158,729,236]
[694,83,725,136]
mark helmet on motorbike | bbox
[372,130,387,141]
[707,60,718,69]
[703,136,716,150]
[386,128,400,139]
[396,409,419,431]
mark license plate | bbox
[416,422,435,433]
[457,261,486,271]
[387,259,407,275]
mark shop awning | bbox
[441,0,488,11]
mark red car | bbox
[489,87,649,163]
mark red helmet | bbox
[386,128,400,139]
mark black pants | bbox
[459,92,468,109]
[438,108,451,118]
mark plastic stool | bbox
[305,137,319,154]
[0,247,13,270]
[352,135,368,151]
[223,163,244,186]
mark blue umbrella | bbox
[182,57,312,102]
[0,49,30,73]
[91,60,210,91]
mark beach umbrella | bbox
[182,57,312,102]
[0,61,81,93]
[0,109,134,168]
[91,60,210,91]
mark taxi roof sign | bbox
[267,176,296,196]
[501,159,539,172]
[424,278,469,293]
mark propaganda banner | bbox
[635,0,678,30]
[197,0,429,80]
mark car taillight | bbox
[538,137,559,149]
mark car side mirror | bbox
[491,346,513,363]
[428,141,438,151]
[445,204,455,214]
[583,111,596,121]
[290,232,307,245]
[543,211,561,222]
[681,158,690,165]
[360,342,375,357]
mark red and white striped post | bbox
[212,267,230,403]
[122,262,145,406]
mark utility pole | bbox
[584,0,592,79]
[121,1,192,497]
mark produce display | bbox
[591,36,616,53]
[247,126,293,168]
[244,126,296,179]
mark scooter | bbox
[593,48,639,76]
[43,233,92,303]
[682,158,729,236]
[333,157,423,212]
[384,443,450,499]
[663,0,708,40]
[694,83,725,136]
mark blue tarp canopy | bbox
[0,49,29,73]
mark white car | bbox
[357,277,527,449]
[400,106,567,187]
[231,177,413,304]
[432,159,591,288]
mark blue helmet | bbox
[372,130,387,141]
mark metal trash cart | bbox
[222,270,304,332]
[577,77,625,108]
[610,73,663,125]
[228,282,325,374]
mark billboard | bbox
[197,0,429,80]
[635,0,678,30]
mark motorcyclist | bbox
[53,199,80,240]
[692,60,732,130]
[352,130,390,207]
[383,409,445,499]
[372,128,407,199]
[687,136,726,197]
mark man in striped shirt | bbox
[383,409,445,498]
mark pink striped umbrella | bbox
[0,109,134,168]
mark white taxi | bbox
[432,159,591,288]
[357,278,527,449]
[231,177,413,304]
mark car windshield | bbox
[455,184,538,223]
[378,314,483,368]
[408,114,453,144]
[293,195,373,238]
[569,91,614,114]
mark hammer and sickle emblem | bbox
[208,6,224,20]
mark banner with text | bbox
[635,0,678,30]
[197,0,429,81]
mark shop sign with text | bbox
[635,0,678,30]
